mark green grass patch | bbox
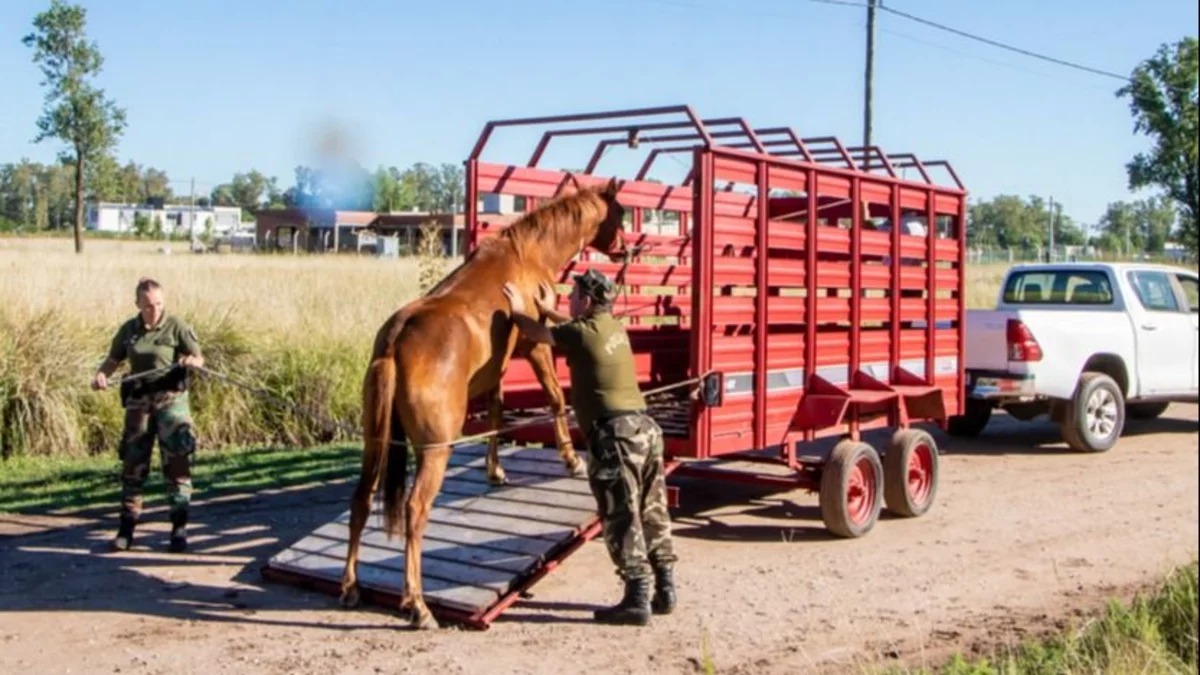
[892,561,1199,675]
[0,443,363,515]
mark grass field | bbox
[0,235,1010,460]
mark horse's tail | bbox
[361,311,412,540]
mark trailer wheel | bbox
[947,398,991,437]
[884,429,939,518]
[1060,372,1125,453]
[820,440,883,538]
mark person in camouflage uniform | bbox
[91,278,205,553]
[503,269,677,626]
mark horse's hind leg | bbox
[402,444,452,630]
[485,385,507,486]
[339,438,383,608]
[526,341,581,476]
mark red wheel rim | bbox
[906,443,934,506]
[846,456,877,526]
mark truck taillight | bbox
[1006,319,1043,362]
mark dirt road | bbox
[1,405,1196,674]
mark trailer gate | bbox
[263,444,600,629]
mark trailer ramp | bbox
[263,443,599,629]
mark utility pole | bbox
[863,0,878,170]
[189,176,196,244]
[1048,195,1055,261]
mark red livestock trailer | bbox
[462,104,967,538]
[264,105,969,628]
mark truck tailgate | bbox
[964,309,1013,371]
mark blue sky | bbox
[1,0,1196,228]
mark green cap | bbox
[572,268,615,303]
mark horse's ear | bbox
[603,176,622,198]
[555,173,582,197]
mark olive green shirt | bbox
[107,314,202,391]
[550,311,646,435]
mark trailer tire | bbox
[1127,401,1170,420]
[947,398,992,437]
[820,440,883,538]
[1060,372,1125,453]
[883,429,939,518]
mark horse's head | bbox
[506,175,630,270]
[586,176,628,262]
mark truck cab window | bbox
[1175,275,1199,313]
[1128,271,1180,312]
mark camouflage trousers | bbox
[586,412,677,582]
[118,391,196,520]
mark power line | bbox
[874,4,1132,82]
[877,26,1116,93]
[644,0,1133,83]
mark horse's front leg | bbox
[525,340,582,476]
[485,384,507,486]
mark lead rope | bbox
[164,364,714,452]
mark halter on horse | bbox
[339,176,628,629]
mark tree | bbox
[23,0,127,253]
[209,183,236,207]
[0,160,41,227]
[434,163,465,213]
[84,153,122,201]
[140,167,173,202]
[132,211,151,238]
[1116,37,1199,254]
[401,162,439,212]
[968,194,1083,250]
[1096,201,1140,255]
[230,170,270,216]
[1135,196,1177,254]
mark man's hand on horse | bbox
[534,282,558,314]
[502,282,527,315]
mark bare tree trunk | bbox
[73,153,85,254]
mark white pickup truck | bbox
[951,262,1199,452]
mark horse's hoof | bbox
[565,456,584,477]
[410,610,440,631]
[339,586,360,609]
[487,469,509,486]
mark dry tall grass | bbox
[0,237,446,457]
[1,236,1008,458]
[965,263,1009,309]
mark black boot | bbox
[111,514,137,552]
[651,565,676,615]
[594,576,652,626]
[167,510,188,553]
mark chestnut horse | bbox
[338,177,627,629]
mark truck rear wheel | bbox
[1060,372,1125,453]
[820,440,882,538]
[1127,401,1169,420]
[947,398,992,437]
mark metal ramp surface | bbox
[262,443,599,629]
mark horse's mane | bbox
[498,187,599,259]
